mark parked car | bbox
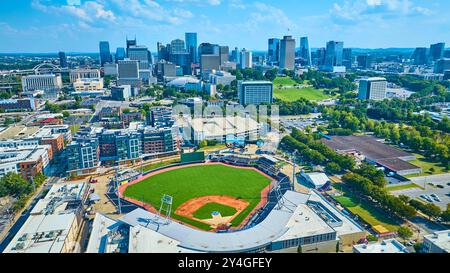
[430,194,441,202]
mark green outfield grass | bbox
[123,164,271,230]
[274,87,332,102]
[193,202,238,220]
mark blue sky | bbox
[0,0,449,53]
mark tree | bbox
[336,242,340,253]
[62,111,70,118]
[0,173,33,198]
[198,140,208,149]
[397,226,413,244]
[325,162,342,175]
[297,245,302,253]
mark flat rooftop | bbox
[376,158,421,172]
[321,135,413,161]
[3,213,77,253]
[0,125,41,140]
[190,116,260,137]
[424,230,450,253]
[31,182,88,215]
[353,239,408,253]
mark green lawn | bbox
[273,76,297,86]
[333,184,401,232]
[198,144,227,152]
[124,164,271,230]
[274,87,331,102]
[405,154,449,178]
[142,159,180,173]
[387,183,423,192]
[193,202,238,220]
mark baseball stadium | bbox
[85,152,366,253]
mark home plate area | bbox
[175,196,249,230]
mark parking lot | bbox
[391,174,450,210]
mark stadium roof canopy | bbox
[117,190,363,253]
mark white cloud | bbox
[32,0,116,23]
[330,0,433,25]
[246,2,297,30]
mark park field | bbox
[274,87,331,102]
[273,76,297,86]
[405,153,449,178]
[123,164,272,230]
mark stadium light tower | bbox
[115,162,122,215]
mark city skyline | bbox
[1,0,450,53]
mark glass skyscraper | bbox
[115,48,126,62]
[268,38,280,63]
[299,37,311,66]
[185,32,198,63]
[58,51,67,68]
[99,41,112,66]
[430,42,445,61]
[325,41,344,68]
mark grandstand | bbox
[87,190,365,253]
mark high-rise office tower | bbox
[231,47,241,64]
[171,39,186,54]
[343,48,352,69]
[126,37,137,57]
[157,42,170,62]
[358,77,387,101]
[220,46,229,65]
[99,41,112,66]
[279,36,296,70]
[58,51,67,68]
[185,32,198,63]
[240,49,252,69]
[118,60,139,79]
[128,46,151,69]
[316,48,327,67]
[169,40,192,75]
[299,37,311,66]
[434,58,450,73]
[198,43,220,56]
[429,42,445,62]
[115,48,126,62]
[325,41,344,68]
[268,38,280,64]
[198,43,220,77]
[413,47,427,65]
[357,55,372,69]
